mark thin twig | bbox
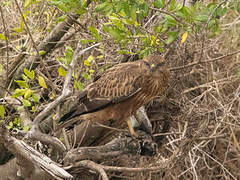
[33,43,100,125]
[150,7,184,25]
[0,6,9,84]
[170,49,240,71]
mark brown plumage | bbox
[59,54,170,137]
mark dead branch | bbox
[74,160,109,180]
[0,126,73,180]
[64,131,157,164]
[170,49,240,71]
[8,13,79,85]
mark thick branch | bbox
[64,132,157,164]
[1,127,73,180]
[11,14,79,82]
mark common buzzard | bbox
[59,54,170,137]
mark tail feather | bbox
[59,108,78,123]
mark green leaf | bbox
[84,60,91,66]
[89,25,102,40]
[216,6,227,17]
[38,76,47,89]
[167,31,178,44]
[87,55,95,62]
[95,2,108,12]
[165,15,177,27]
[103,25,125,41]
[153,0,165,8]
[39,50,46,55]
[169,0,176,11]
[123,1,131,17]
[194,15,208,22]
[14,14,26,33]
[24,89,34,99]
[0,105,5,119]
[116,1,124,13]
[22,74,29,81]
[95,2,112,14]
[23,125,30,132]
[23,99,31,107]
[65,46,73,64]
[82,72,92,80]
[74,80,84,90]
[15,80,29,88]
[79,39,95,44]
[207,19,217,30]
[12,89,27,98]
[58,66,67,77]
[32,93,39,103]
[24,68,35,80]
[6,121,13,129]
[0,33,5,40]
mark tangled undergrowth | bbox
[0,0,240,179]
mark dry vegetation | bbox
[0,0,240,179]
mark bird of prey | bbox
[59,54,170,137]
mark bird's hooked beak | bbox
[150,64,155,71]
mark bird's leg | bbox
[133,106,153,135]
[126,118,139,138]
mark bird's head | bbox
[142,55,167,77]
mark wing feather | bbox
[88,62,142,102]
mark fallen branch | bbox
[64,132,157,164]
[1,126,73,180]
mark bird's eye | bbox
[144,61,150,67]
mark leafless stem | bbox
[75,160,109,180]
[170,49,240,71]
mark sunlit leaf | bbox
[82,72,91,80]
[58,66,67,77]
[23,99,31,107]
[14,14,26,33]
[15,80,29,88]
[32,93,39,103]
[181,31,188,43]
[49,92,55,100]
[24,89,34,99]
[84,60,91,66]
[12,89,27,98]
[74,80,84,90]
[39,50,46,55]
[0,105,5,119]
[38,76,47,89]
[24,68,35,80]
[89,25,102,40]
[0,33,5,40]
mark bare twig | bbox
[75,160,108,180]
[150,7,184,25]
[170,49,240,71]
[33,43,100,125]
[0,6,9,83]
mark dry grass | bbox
[1,1,240,179]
